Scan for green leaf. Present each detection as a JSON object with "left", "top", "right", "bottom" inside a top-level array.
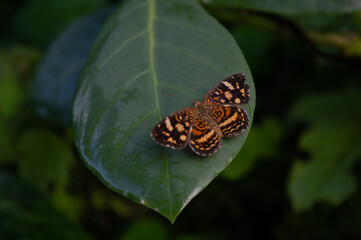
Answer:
[
  {"left": 17, "top": 129, "right": 75, "bottom": 189},
  {"left": 177, "top": 235, "right": 203, "bottom": 240},
  {"left": 51, "top": 188, "right": 84, "bottom": 222},
  {"left": 291, "top": 88, "right": 361, "bottom": 123},
  {"left": 0, "top": 119, "right": 16, "bottom": 164},
  {"left": 201, "top": 0, "right": 361, "bottom": 15},
  {"left": 32, "top": 8, "right": 113, "bottom": 125},
  {"left": 0, "top": 74, "right": 23, "bottom": 119},
  {"left": 221, "top": 117, "right": 282, "bottom": 180},
  {"left": 0, "top": 171, "right": 91, "bottom": 240},
  {"left": 0, "top": 46, "right": 42, "bottom": 81},
  {"left": 288, "top": 122, "right": 361, "bottom": 210},
  {"left": 73, "top": 0, "right": 255, "bottom": 222},
  {"left": 14, "top": 0, "right": 104, "bottom": 45},
  {"left": 288, "top": 89, "right": 361, "bottom": 210},
  {"left": 0, "top": 55, "right": 24, "bottom": 163},
  {"left": 119, "top": 219, "right": 167, "bottom": 240}
]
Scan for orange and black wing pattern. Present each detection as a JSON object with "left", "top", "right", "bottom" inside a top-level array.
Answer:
[
  {"left": 151, "top": 73, "right": 251, "bottom": 156},
  {"left": 151, "top": 108, "right": 195, "bottom": 149},
  {"left": 189, "top": 117, "right": 222, "bottom": 156},
  {"left": 206, "top": 106, "right": 248, "bottom": 138},
  {"left": 203, "top": 73, "right": 250, "bottom": 105}
]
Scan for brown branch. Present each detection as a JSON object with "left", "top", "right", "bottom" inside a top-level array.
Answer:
[{"left": 204, "top": 5, "right": 347, "bottom": 61}]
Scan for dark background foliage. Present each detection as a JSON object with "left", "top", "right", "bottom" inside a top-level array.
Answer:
[{"left": 1, "top": 0, "right": 361, "bottom": 239}]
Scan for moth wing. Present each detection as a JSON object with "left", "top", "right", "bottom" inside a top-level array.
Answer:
[{"left": 151, "top": 108, "right": 195, "bottom": 149}]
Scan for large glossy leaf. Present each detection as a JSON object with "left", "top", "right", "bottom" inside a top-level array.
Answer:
[
  {"left": 73, "top": 0, "right": 255, "bottom": 222},
  {"left": 201, "top": 0, "right": 361, "bottom": 15}
]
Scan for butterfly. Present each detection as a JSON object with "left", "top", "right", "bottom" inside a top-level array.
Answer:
[{"left": 151, "top": 73, "right": 250, "bottom": 156}]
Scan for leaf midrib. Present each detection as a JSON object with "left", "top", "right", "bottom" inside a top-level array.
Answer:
[{"left": 147, "top": 0, "right": 173, "bottom": 218}]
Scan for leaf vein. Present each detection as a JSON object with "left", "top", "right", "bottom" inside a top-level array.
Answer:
[
  {"left": 92, "top": 69, "right": 151, "bottom": 141},
  {"left": 111, "top": 109, "right": 159, "bottom": 176},
  {"left": 98, "top": 29, "right": 147, "bottom": 69},
  {"left": 159, "top": 42, "right": 226, "bottom": 75},
  {"left": 147, "top": 0, "right": 173, "bottom": 218},
  {"left": 156, "top": 17, "right": 224, "bottom": 40},
  {"left": 117, "top": 1, "right": 147, "bottom": 22}
]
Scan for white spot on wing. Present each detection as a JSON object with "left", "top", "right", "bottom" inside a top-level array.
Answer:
[
  {"left": 165, "top": 117, "right": 174, "bottom": 131},
  {"left": 222, "top": 81, "right": 235, "bottom": 90}
]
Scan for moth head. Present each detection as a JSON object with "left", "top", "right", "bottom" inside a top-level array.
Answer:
[{"left": 192, "top": 100, "right": 201, "bottom": 108}]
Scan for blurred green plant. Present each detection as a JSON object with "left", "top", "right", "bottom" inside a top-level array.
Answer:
[
  {"left": 119, "top": 219, "right": 168, "bottom": 240},
  {"left": 118, "top": 218, "right": 204, "bottom": 240},
  {"left": 14, "top": 0, "right": 104, "bottom": 45},
  {"left": 203, "top": 0, "right": 361, "bottom": 58},
  {"left": 288, "top": 88, "right": 361, "bottom": 210},
  {"left": 201, "top": 0, "right": 361, "bottom": 15},
  {"left": 0, "top": 74, "right": 23, "bottom": 119},
  {"left": 0, "top": 74, "right": 22, "bottom": 163},
  {"left": 0, "top": 172, "right": 91, "bottom": 240},
  {"left": 221, "top": 118, "right": 283, "bottom": 180},
  {"left": 32, "top": 7, "right": 113, "bottom": 125},
  {"left": 17, "top": 128, "right": 75, "bottom": 189},
  {"left": 1, "top": 0, "right": 361, "bottom": 238},
  {"left": 0, "top": 46, "right": 41, "bottom": 164}
]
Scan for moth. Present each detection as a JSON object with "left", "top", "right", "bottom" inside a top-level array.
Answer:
[{"left": 151, "top": 73, "right": 250, "bottom": 156}]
